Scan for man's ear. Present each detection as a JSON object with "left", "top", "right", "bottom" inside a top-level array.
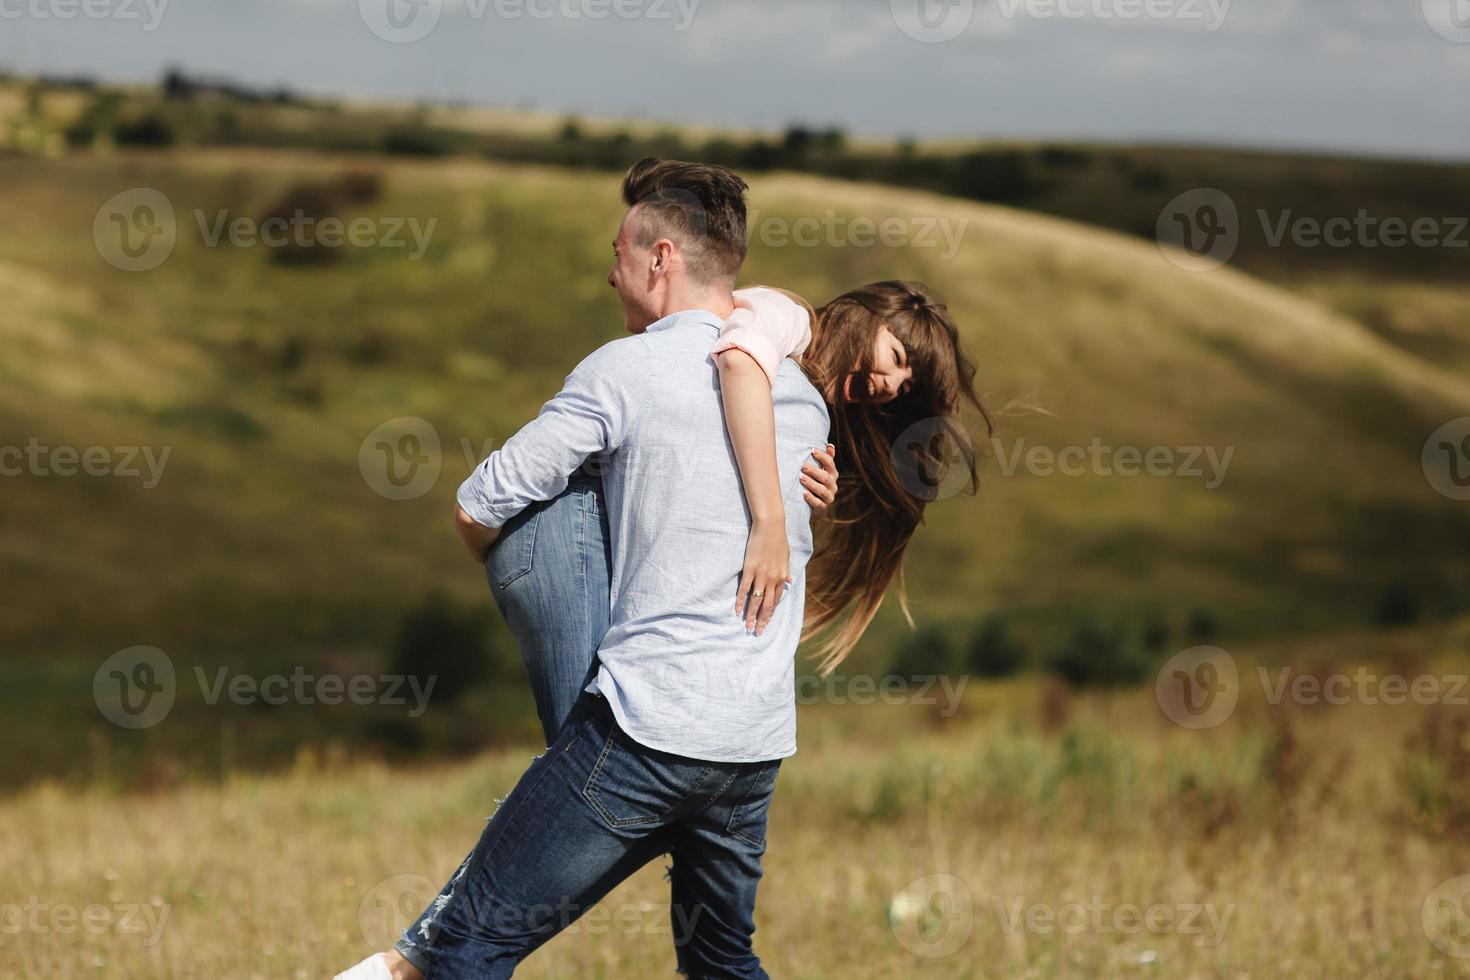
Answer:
[{"left": 651, "top": 239, "right": 676, "bottom": 273}]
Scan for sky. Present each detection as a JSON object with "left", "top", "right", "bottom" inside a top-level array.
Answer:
[{"left": 2, "top": 0, "right": 1468, "bottom": 159}]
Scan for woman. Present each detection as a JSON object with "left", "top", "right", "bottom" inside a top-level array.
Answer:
[
  {"left": 480, "top": 278, "right": 985, "bottom": 744},
  {"left": 359, "top": 280, "right": 988, "bottom": 980}
]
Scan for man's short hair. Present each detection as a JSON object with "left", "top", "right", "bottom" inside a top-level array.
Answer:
[{"left": 621, "top": 158, "right": 749, "bottom": 285}]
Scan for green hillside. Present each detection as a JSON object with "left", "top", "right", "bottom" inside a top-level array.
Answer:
[{"left": 3, "top": 149, "right": 1467, "bottom": 667}]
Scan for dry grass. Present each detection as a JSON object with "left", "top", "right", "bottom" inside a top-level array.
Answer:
[{"left": 7, "top": 655, "right": 1470, "bottom": 979}]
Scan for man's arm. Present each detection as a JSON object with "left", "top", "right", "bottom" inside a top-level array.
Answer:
[
  {"left": 455, "top": 342, "right": 644, "bottom": 560},
  {"left": 454, "top": 503, "right": 500, "bottom": 563}
]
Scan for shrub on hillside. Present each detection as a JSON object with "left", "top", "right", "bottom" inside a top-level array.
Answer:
[
  {"left": 1046, "top": 616, "right": 1153, "bottom": 688},
  {"left": 965, "top": 614, "right": 1027, "bottom": 679},
  {"left": 388, "top": 593, "right": 496, "bottom": 707},
  {"left": 113, "top": 112, "right": 175, "bottom": 147},
  {"left": 888, "top": 625, "right": 957, "bottom": 678}
]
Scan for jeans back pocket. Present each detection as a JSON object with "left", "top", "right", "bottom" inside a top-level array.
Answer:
[
  {"left": 485, "top": 507, "right": 540, "bottom": 590},
  {"left": 726, "top": 762, "right": 781, "bottom": 850},
  {"left": 583, "top": 718, "right": 733, "bottom": 830}
]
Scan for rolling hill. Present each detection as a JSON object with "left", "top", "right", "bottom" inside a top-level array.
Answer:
[{"left": 2, "top": 149, "right": 1467, "bottom": 667}]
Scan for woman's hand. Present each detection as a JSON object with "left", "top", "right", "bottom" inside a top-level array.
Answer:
[
  {"left": 737, "top": 518, "right": 791, "bottom": 636},
  {"left": 802, "top": 444, "right": 839, "bottom": 510}
]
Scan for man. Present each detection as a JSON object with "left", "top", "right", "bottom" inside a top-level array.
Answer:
[{"left": 353, "top": 159, "right": 830, "bottom": 979}]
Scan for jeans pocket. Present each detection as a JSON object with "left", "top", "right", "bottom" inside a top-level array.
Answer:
[
  {"left": 485, "top": 507, "right": 540, "bottom": 590},
  {"left": 583, "top": 723, "right": 722, "bottom": 830},
  {"left": 726, "top": 762, "right": 780, "bottom": 849}
]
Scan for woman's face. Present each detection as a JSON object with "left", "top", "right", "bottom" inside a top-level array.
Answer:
[{"left": 845, "top": 325, "right": 914, "bottom": 404}]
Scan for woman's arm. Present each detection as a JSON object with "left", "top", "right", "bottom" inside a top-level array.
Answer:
[
  {"left": 719, "top": 348, "right": 791, "bottom": 635},
  {"left": 716, "top": 287, "right": 838, "bottom": 635}
]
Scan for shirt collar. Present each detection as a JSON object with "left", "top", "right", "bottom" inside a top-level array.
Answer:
[{"left": 644, "top": 308, "right": 724, "bottom": 335}]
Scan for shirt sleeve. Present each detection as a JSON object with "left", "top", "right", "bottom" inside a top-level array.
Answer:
[
  {"left": 456, "top": 340, "right": 646, "bottom": 529},
  {"left": 713, "top": 287, "right": 813, "bottom": 387}
]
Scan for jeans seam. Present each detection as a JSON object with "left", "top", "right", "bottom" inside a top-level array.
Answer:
[{"left": 726, "top": 764, "right": 775, "bottom": 848}]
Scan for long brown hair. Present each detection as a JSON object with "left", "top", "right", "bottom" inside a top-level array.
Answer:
[{"left": 799, "top": 281, "right": 991, "bottom": 674}]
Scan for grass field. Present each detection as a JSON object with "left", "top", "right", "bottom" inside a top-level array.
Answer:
[
  {"left": 4, "top": 79, "right": 1470, "bottom": 979},
  {"left": 8, "top": 624, "right": 1470, "bottom": 978}
]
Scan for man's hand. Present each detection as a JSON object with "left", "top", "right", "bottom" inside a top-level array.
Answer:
[
  {"left": 737, "top": 518, "right": 790, "bottom": 636},
  {"left": 454, "top": 504, "right": 501, "bottom": 563},
  {"left": 801, "top": 444, "right": 839, "bottom": 510}
]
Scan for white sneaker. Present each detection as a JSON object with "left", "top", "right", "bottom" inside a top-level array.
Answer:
[{"left": 333, "top": 953, "right": 393, "bottom": 980}]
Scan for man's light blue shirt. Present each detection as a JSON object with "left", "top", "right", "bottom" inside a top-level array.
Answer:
[{"left": 457, "top": 309, "right": 831, "bottom": 762}]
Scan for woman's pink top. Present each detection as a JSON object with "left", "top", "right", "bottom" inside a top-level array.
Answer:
[{"left": 713, "top": 287, "right": 813, "bottom": 386}]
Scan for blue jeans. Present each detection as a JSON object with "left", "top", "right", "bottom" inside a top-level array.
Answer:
[
  {"left": 485, "top": 472, "right": 611, "bottom": 745},
  {"left": 397, "top": 694, "right": 779, "bottom": 979},
  {"left": 396, "top": 476, "right": 780, "bottom": 976}
]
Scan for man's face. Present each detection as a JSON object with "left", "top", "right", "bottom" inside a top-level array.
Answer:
[{"left": 608, "top": 207, "right": 661, "bottom": 335}]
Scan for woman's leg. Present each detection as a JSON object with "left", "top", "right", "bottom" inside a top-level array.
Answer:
[{"left": 486, "top": 472, "right": 612, "bottom": 744}]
